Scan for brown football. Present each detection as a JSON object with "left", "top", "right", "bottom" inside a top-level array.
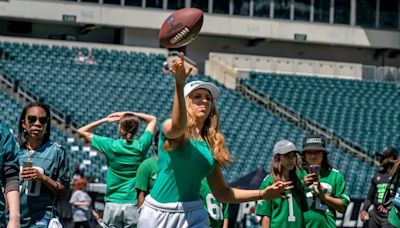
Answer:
[{"left": 159, "top": 8, "right": 204, "bottom": 48}]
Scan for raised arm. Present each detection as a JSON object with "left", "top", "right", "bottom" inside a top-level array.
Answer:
[
  {"left": 163, "top": 53, "right": 193, "bottom": 139},
  {"left": 77, "top": 116, "right": 117, "bottom": 143},
  {"left": 207, "top": 165, "right": 292, "bottom": 203},
  {"left": 108, "top": 112, "right": 157, "bottom": 134}
]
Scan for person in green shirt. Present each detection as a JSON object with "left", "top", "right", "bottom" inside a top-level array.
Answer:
[
  {"left": 200, "top": 178, "right": 229, "bottom": 228},
  {"left": 137, "top": 53, "right": 292, "bottom": 228},
  {"left": 0, "top": 122, "right": 20, "bottom": 227},
  {"left": 78, "top": 111, "right": 157, "bottom": 228},
  {"left": 383, "top": 158, "right": 400, "bottom": 227},
  {"left": 135, "top": 129, "right": 159, "bottom": 207},
  {"left": 18, "top": 102, "right": 70, "bottom": 227},
  {"left": 256, "top": 140, "right": 307, "bottom": 228},
  {"left": 298, "top": 134, "right": 350, "bottom": 228}
]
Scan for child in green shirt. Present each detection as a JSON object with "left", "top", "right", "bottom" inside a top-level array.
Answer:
[{"left": 256, "top": 140, "right": 307, "bottom": 228}]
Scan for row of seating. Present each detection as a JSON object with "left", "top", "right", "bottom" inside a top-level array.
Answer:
[
  {"left": 0, "top": 42, "right": 379, "bottom": 197},
  {"left": 241, "top": 73, "right": 400, "bottom": 155}
]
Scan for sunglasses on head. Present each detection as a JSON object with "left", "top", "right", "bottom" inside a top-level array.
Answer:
[{"left": 27, "top": 115, "right": 48, "bottom": 125}]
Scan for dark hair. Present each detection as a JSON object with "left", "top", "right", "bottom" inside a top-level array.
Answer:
[
  {"left": 302, "top": 150, "right": 332, "bottom": 169},
  {"left": 271, "top": 155, "right": 303, "bottom": 195},
  {"left": 18, "top": 102, "right": 51, "bottom": 148},
  {"left": 154, "top": 129, "right": 160, "bottom": 154},
  {"left": 119, "top": 113, "right": 139, "bottom": 143}
]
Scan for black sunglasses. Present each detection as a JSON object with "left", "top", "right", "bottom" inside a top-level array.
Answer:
[{"left": 27, "top": 115, "right": 48, "bottom": 125}]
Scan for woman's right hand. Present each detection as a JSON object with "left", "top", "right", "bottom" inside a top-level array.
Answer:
[
  {"left": 169, "top": 52, "right": 193, "bottom": 84},
  {"left": 260, "top": 181, "right": 293, "bottom": 200},
  {"left": 303, "top": 173, "right": 316, "bottom": 186}
]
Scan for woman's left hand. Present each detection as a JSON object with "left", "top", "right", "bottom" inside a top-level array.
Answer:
[{"left": 21, "top": 167, "right": 45, "bottom": 181}]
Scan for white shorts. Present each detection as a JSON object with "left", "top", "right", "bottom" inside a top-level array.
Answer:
[
  {"left": 137, "top": 195, "right": 209, "bottom": 228},
  {"left": 103, "top": 202, "right": 138, "bottom": 228}
]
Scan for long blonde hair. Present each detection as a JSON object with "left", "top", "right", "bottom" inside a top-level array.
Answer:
[{"left": 163, "top": 97, "right": 233, "bottom": 167}]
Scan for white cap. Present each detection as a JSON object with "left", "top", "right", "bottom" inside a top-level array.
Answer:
[{"left": 184, "top": 80, "right": 220, "bottom": 99}]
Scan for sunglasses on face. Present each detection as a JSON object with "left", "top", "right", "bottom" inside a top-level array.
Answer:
[{"left": 27, "top": 115, "right": 48, "bottom": 125}]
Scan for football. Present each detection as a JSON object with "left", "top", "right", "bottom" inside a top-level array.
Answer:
[{"left": 159, "top": 8, "right": 204, "bottom": 48}]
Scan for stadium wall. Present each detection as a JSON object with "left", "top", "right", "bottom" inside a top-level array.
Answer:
[{"left": 1, "top": 0, "right": 400, "bottom": 49}]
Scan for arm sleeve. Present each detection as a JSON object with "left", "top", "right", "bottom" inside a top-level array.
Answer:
[
  {"left": 334, "top": 172, "right": 350, "bottom": 209},
  {"left": 69, "top": 191, "right": 78, "bottom": 204},
  {"left": 137, "top": 131, "right": 153, "bottom": 156},
  {"left": 256, "top": 176, "right": 272, "bottom": 217},
  {"left": 135, "top": 161, "right": 150, "bottom": 192},
  {"left": 91, "top": 135, "right": 114, "bottom": 158},
  {"left": 1, "top": 127, "right": 20, "bottom": 194},
  {"left": 223, "top": 203, "right": 229, "bottom": 219},
  {"left": 56, "top": 147, "right": 71, "bottom": 189},
  {"left": 362, "top": 176, "right": 376, "bottom": 211}
]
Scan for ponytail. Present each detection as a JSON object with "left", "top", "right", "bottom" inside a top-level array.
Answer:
[{"left": 119, "top": 113, "right": 139, "bottom": 142}]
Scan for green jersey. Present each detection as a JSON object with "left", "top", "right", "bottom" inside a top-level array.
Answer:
[
  {"left": 0, "top": 124, "right": 19, "bottom": 225},
  {"left": 389, "top": 205, "right": 400, "bottom": 227},
  {"left": 389, "top": 172, "right": 400, "bottom": 227},
  {"left": 297, "top": 168, "right": 350, "bottom": 228},
  {"left": 92, "top": 131, "right": 152, "bottom": 204},
  {"left": 19, "top": 140, "right": 70, "bottom": 228},
  {"left": 135, "top": 156, "right": 158, "bottom": 193},
  {"left": 199, "top": 179, "right": 229, "bottom": 228},
  {"left": 256, "top": 174, "right": 307, "bottom": 228},
  {"left": 150, "top": 122, "right": 215, "bottom": 203}
]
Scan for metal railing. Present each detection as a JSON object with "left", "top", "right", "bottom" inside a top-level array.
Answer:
[{"left": 238, "top": 82, "right": 379, "bottom": 167}]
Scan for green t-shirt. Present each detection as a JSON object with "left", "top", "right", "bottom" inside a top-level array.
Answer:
[
  {"left": 92, "top": 131, "right": 152, "bottom": 204},
  {"left": 389, "top": 173, "right": 400, "bottom": 227},
  {"left": 199, "top": 178, "right": 229, "bottom": 228},
  {"left": 389, "top": 204, "right": 400, "bottom": 227},
  {"left": 19, "top": 140, "right": 70, "bottom": 227},
  {"left": 256, "top": 174, "right": 307, "bottom": 228},
  {"left": 0, "top": 124, "right": 19, "bottom": 225},
  {"left": 297, "top": 168, "right": 350, "bottom": 228},
  {"left": 135, "top": 156, "right": 158, "bottom": 193},
  {"left": 150, "top": 122, "right": 216, "bottom": 203}
]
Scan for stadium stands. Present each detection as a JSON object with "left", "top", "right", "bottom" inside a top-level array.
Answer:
[
  {"left": 241, "top": 72, "right": 400, "bottom": 155},
  {"left": 0, "top": 41, "right": 378, "bottom": 197}
]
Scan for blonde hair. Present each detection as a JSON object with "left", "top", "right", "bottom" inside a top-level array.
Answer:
[{"left": 163, "top": 97, "right": 233, "bottom": 167}]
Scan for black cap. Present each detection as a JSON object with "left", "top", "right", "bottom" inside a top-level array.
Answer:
[
  {"left": 302, "top": 134, "right": 326, "bottom": 153},
  {"left": 377, "top": 146, "right": 398, "bottom": 159}
]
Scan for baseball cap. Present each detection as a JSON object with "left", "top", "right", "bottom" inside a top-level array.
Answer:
[
  {"left": 184, "top": 80, "right": 220, "bottom": 99},
  {"left": 273, "top": 140, "right": 299, "bottom": 155},
  {"left": 377, "top": 146, "right": 398, "bottom": 159},
  {"left": 302, "top": 134, "right": 326, "bottom": 153}
]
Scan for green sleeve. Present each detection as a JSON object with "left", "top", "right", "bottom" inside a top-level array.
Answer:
[
  {"left": 91, "top": 135, "right": 114, "bottom": 158},
  {"left": 137, "top": 131, "right": 153, "bottom": 155},
  {"left": 256, "top": 175, "right": 273, "bottom": 217},
  {"left": 56, "top": 146, "right": 71, "bottom": 189},
  {"left": 334, "top": 172, "right": 350, "bottom": 208},
  {"left": 223, "top": 204, "right": 229, "bottom": 219},
  {"left": 135, "top": 160, "right": 150, "bottom": 192},
  {"left": 1, "top": 126, "right": 20, "bottom": 191},
  {"left": 1, "top": 126, "right": 19, "bottom": 168}
]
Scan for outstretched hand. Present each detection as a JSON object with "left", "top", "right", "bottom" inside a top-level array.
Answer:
[
  {"left": 169, "top": 52, "right": 193, "bottom": 83},
  {"left": 260, "top": 181, "right": 293, "bottom": 200}
]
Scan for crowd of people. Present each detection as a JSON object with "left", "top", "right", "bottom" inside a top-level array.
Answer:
[{"left": 0, "top": 52, "right": 399, "bottom": 228}]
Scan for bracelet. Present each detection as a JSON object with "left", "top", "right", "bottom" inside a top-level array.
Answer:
[{"left": 258, "top": 190, "right": 262, "bottom": 199}]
